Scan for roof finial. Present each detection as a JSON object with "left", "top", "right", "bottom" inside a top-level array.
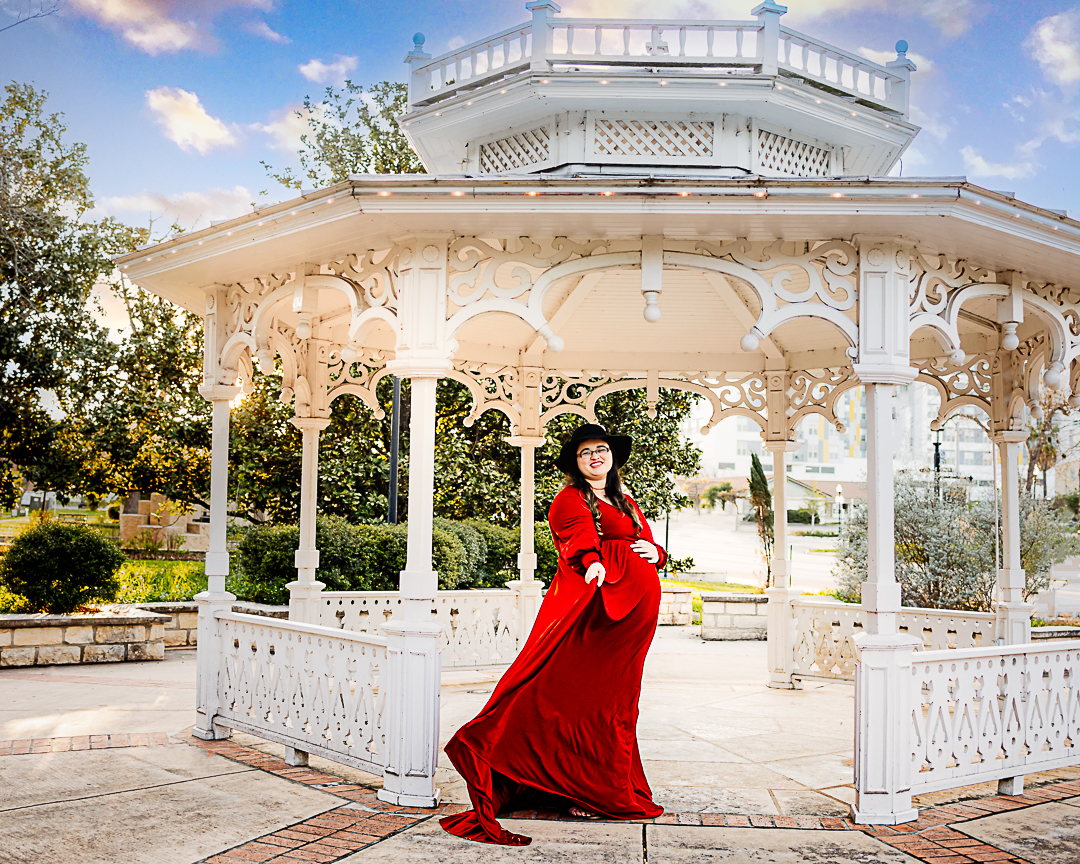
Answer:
[{"left": 405, "top": 32, "right": 430, "bottom": 63}]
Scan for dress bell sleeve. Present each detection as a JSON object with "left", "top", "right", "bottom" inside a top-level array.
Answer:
[
  {"left": 548, "top": 489, "right": 602, "bottom": 575},
  {"left": 631, "top": 499, "right": 668, "bottom": 570}
]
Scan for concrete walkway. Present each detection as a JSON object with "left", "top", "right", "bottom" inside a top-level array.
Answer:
[{"left": 2, "top": 628, "right": 1079, "bottom": 863}]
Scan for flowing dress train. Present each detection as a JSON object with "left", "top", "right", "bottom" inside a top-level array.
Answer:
[{"left": 440, "top": 486, "right": 667, "bottom": 845}]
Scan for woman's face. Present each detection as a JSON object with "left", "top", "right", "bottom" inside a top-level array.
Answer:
[{"left": 576, "top": 438, "right": 613, "bottom": 484}]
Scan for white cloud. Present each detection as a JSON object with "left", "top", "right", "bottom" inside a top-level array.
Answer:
[
  {"left": 70, "top": 0, "right": 200, "bottom": 53},
  {"left": 960, "top": 146, "right": 1036, "bottom": 180},
  {"left": 146, "top": 86, "right": 238, "bottom": 154},
  {"left": 1025, "top": 8, "right": 1080, "bottom": 87},
  {"left": 255, "top": 103, "right": 327, "bottom": 152},
  {"left": 298, "top": 54, "right": 358, "bottom": 85},
  {"left": 918, "top": 0, "right": 979, "bottom": 39},
  {"left": 101, "top": 185, "right": 253, "bottom": 231},
  {"left": 447, "top": 35, "right": 465, "bottom": 50},
  {"left": 560, "top": 0, "right": 978, "bottom": 36},
  {"left": 244, "top": 18, "right": 289, "bottom": 43},
  {"left": 69, "top": 0, "right": 275, "bottom": 54}
]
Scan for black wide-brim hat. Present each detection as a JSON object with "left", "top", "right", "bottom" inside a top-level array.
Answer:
[{"left": 554, "top": 423, "right": 632, "bottom": 475}]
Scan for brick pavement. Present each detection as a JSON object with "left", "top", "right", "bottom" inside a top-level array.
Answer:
[{"left": 4, "top": 730, "right": 1078, "bottom": 864}]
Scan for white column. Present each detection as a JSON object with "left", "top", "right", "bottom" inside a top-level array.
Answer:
[
  {"left": 378, "top": 374, "right": 442, "bottom": 807},
  {"left": 852, "top": 382, "right": 920, "bottom": 825},
  {"left": 506, "top": 437, "right": 545, "bottom": 647},
  {"left": 287, "top": 418, "right": 330, "bottom": 625},
  {"left": 994, "top": 430, "right": 1031, "bottom": 646},
  {"left": 193, "top": 386, "right": 239, "bottom": 742},
  {"left": 765, "top": 441, "right": 798, "bottom": 689}
]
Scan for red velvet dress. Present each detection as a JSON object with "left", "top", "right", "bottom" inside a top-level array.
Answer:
[{"left": 440, "top": 486, "right": 667, "bottom": 845}]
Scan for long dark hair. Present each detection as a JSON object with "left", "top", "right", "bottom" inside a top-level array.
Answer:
[{"left": 563, "top": 459, "right": 642, "bottom": 537}]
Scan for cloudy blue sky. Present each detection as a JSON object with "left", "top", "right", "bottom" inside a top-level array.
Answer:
[{"left": 2, "top": 0, "right": 1080, "bottom": 233}]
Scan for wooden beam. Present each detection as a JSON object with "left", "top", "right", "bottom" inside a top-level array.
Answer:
[
  {"left": 523, "top": 271, "right": 604, "bottom": 362},
  {"left": 702, "top": 271, "right": 784, "bottom": 361}
]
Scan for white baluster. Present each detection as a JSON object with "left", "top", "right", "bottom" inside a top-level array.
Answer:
[
  {"left": 623, "top": 25, "right": 630, "bottom": 55},
  {"left": 566, "top": 24, "right": 574, "bottom": 54},
  {"left": 735, "top": 27, "right": 744, "bottom": 57},
  {"left": 679, "top": 26, "right": 686, "bottom": 56},
  {"left": 706, "top": 26, "right": 714, "bottom": 57},
  {"left": 594, "top": 24, "right": 602, "bottom": 55}
]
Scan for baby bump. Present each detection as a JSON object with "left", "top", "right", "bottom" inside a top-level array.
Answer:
[{"left": 599, "top": 539, "right": 661, "bottom": 621}]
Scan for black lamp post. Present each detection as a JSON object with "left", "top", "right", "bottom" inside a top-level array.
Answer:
[{"left": 388, "top": 376, "right": 401, "bottom": 524}]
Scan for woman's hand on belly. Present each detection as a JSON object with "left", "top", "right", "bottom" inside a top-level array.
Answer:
[
  {"left": 585, "top": 561, "right": 606, "bottom": 587},
  {"left": 630, "top": 540, "right": 660, "bottom": 564}
]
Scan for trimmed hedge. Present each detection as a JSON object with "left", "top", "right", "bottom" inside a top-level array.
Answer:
[
  {"left": 465, "top": 519, "right": 519, "bottom": 588},
  {"left": 0, "top": 522, "right": 125, "bottom": 614},
  {"left": 234, "top": 515, "right": 470, "bottom": 605}
]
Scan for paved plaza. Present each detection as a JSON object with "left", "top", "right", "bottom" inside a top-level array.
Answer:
[{"left": 2, "top": 628, "right": 1078, "bottom": 863}]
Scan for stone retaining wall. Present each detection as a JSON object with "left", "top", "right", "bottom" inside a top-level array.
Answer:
[
  {"left": 0, "top": 607, "right": 172, "bottom": 666},
  {"left": 658, "top": 585, "right": 693, "bottom": 625},
  {"left": 133, "top": 602, "right": 288, "bottom": 647},
  {"left": 701, "top": 592, "right": 768, "bottom": 640}
]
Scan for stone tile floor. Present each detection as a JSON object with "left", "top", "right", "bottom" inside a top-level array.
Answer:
[{"left": 1, "top": 626, "right": 1079, "bottom": 862}]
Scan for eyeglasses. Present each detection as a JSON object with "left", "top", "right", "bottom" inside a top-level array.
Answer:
[{"left": 577, "top": 446, "right": 611, "bottom": 460}]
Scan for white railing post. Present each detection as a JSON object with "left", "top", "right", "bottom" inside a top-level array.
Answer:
[
  {"left": 404, "top": 33, "right": 432, "bottom": 111},
  {"left": 506, "top": 435, "right": 545, "bottom": 648},
  {"left": 765, "top": 441, "right": 798, "bottom": 688},
  {"left": 852, "top": 382, "right": 920, "bottom": 825},
  {"left": 992, "top": 428, "right": 1032, "bottom": 795},
  {"left": 752, "top": 0, "right": 787, "bottom": 76},
  {"left": 193, "top": 387, "right": 239, "bottom": 741},
  {"left": 526, "top": 0, "right": 559, "bottom": 72},
  {"left": 288, "top": 418, "right": 330, "bottom": 626},
  {"left": 885, "top": 40, "right": 917, "bottom": 119},
  {"left": 379, "top": 373, "right": 443, "bottom": 807},
  {"left": 994, "top": 430, "right": 1032, "bottom": 648}
]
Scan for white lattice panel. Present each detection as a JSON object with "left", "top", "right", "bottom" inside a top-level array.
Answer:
[
  {"left": 911, "top": 642, "right": 1080, "bottom": 794},
  {"left": 757, "top": 129, "right": 832, "bottom": 177},
  {"left": 317, "top": 590, "right": 521, "bottom": 669},
  {"left": 479, "top": 127, "right": 550, "bottom": 173},
  {"left": 216, "top": 612, "right": 387, "bottom": 775},
  {"left": 592, "top": 119, "right": 714, "bottom": 159},
  {"left": 791, "top": 600, "right": 995, "bottom": 682}
]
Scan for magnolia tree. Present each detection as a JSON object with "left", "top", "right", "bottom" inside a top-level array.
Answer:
[{"left": 833, "top": 470, "right": 1079, "bottom": 610}]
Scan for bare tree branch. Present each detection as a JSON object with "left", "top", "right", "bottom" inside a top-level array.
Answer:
[{"left": 0, "top": 1, "right": 62, "bottom": 36}]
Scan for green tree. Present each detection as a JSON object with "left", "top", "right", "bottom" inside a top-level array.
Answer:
[
  {"left": 261, "top": 81, "right": 424, "bottom": 191},
  {"left": 0, "top": 82, "right": 141, "bottom": 498},
  {"left": 749, "top": 453, "right": 774, "bottom": 585},
  {"left": 702, "top": 481, "right": 735, "bottom": 511}
]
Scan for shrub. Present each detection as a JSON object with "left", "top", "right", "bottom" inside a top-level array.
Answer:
[
  {"left": 107, "top": 505, "right": 121, "bottom": 521},
  {"left": 833, "top": 471, "right": 1080, "bottom": 610},
  {"left": 465, "top": 519, "right": 519, "bottom": 587},
  {"left": 534, "top": 521, "right": 559, "bottom": 583},
  {"left": 233, "top": 516, "right": 467, "bottom": 604},
  {"left": 0, "top": 523, "right": 125, "bottom": 613},
  {"left": 434, "top": 518, "right": 487, "bottom": 588},
  {"left": 787, "top": 508, "right": 817, "bottom": 524}
]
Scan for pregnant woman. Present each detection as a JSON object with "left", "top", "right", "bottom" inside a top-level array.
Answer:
[{"left": 441, "top": 423, "right": 667, "bottom": 846}]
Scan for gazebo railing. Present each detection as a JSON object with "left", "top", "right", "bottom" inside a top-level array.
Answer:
[
  {"left": 789, "top": 598, "right": 995, "bottom": 682},
  {"left": 408, "top": 12, "right": 906, "bottom": 115},
  {"left": 910, "top": 641, "right": 1080, "bottom": 795},
  {"left": 211, "top": 611, "right": 388, "bottom": 775},
  {"left": 315, "top": 589, "right": 522, "bottom": 669}
]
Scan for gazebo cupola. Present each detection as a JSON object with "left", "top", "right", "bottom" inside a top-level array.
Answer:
[{"left": 400, "top": 1, "right": 918, "bottom": 178}]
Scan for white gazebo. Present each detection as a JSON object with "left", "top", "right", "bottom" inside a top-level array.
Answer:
[{"left": 117, "top": 1, "right": 1080, "bottom": 825}]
